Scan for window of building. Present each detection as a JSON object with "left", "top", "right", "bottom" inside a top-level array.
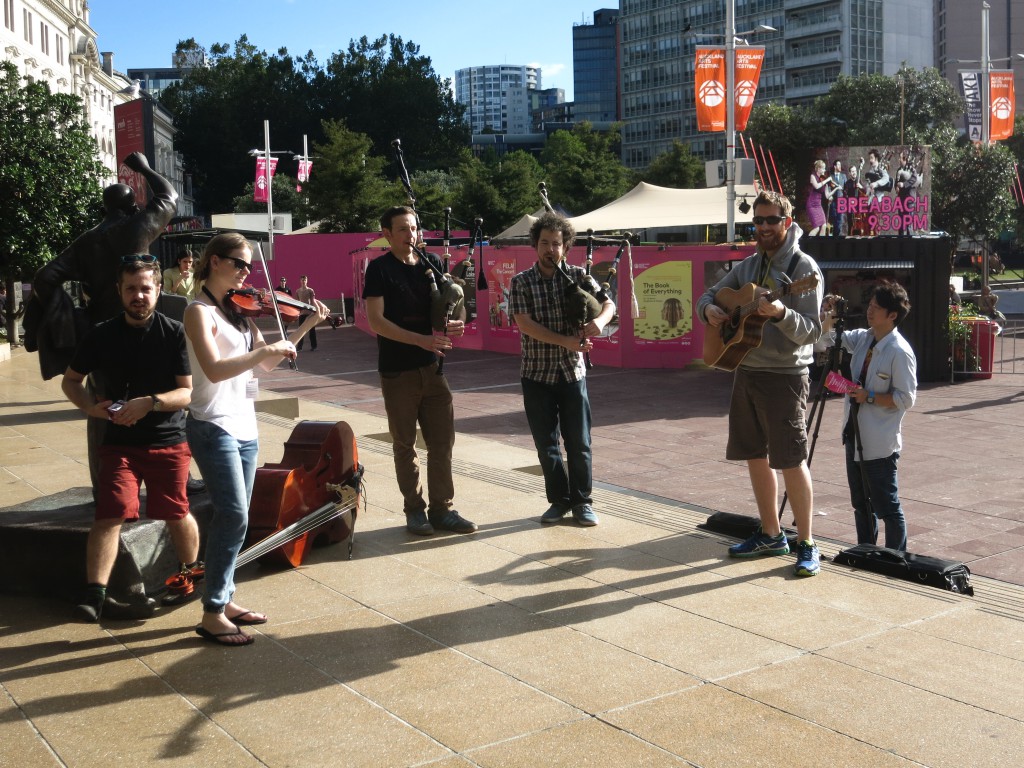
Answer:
[
  {"left": 4, "top": 0, "right": 14, "bottom": 32},
  {"left": 22, "top": 9, "right": 32, "bottom": 43}
]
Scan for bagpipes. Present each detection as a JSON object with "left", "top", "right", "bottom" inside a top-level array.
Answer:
[
  {"left": 392, "top": 139, "right": 466, "bottom": 373},
  {"left": 537, "top": 182, "right": 637, "bottom": 368},
  {"left": 448, "top": 213, "right": 488, "bottom": 321}
]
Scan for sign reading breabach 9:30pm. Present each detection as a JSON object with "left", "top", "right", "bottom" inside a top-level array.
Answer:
[{"left": 794, "top": 145, "right": 932, "bottom": 237}]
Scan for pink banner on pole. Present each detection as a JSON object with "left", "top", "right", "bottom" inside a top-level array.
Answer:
[{"left": 254, "top": 156, "right": 278, "bottom": 202}]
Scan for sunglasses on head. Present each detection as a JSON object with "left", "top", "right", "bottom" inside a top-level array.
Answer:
[
  {"left": 120, "top": 254, "right": 158, "bottom": 264},
  {"left": 221, "top": 255, "right": 252, "bottom": 272},
  {"left": 752, "top": 215, "right": 785, "bottom": 226}
]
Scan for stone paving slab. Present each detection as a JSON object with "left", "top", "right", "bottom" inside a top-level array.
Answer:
[{"left": 3, "top": 340, "right": 1024, "bottom": 766}]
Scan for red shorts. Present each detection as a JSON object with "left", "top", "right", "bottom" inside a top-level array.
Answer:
[{"left": 96, "top": 443, "right": 192, "bottom": 521}]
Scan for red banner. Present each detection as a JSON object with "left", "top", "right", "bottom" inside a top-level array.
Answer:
[
  {"left": 296, "top": 158, "right": 313, "bottom": 192},
  {"left": 990, "top": 71, "right": 1015, "bottom": 141},
  {"left": 734, "top": 48, "right": 765, "bottom": 131},
  {"left": 695, "top": 47, "right": 764, "bottom": 133},
  {"left": 254, "top": 156, "right": 278, "bottom": 202},
  {"left": 695, "top": 48, "right": 726, "bottom": 132}
]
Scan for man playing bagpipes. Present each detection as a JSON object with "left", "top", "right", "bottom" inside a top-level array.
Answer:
[{"left": 510, "top": 212, "right": 614, "bottom": 527}]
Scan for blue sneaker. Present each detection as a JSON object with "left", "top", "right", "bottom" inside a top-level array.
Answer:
[
  {"left": 794, "top": 540, "right": 820, "bottom": 577},
  {"left": 541, "top": 504, "right": 569, "bottom": 524},
  {"left": 572, "top": 504, "right": 599, "bottom": 527},
  {"left": 729, "top": 529, "right": 789, "bottom": 558}
]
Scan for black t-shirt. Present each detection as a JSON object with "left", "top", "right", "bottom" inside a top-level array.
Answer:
[
  {"left": 362, "top": 250, "right": 444, "bottom": 373},
  {"left": 69, "top": 312, "right": 190, "bottom": 447}
]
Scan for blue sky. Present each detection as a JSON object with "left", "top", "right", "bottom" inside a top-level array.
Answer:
[{"left": 88, "top": 0, "right": 610, "bottom": 101}]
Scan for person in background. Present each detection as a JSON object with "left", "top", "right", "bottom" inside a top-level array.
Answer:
[
  {"left": 295, "top": 275, "right": 319, "bottom": 352},
  {"left": 277, "top": 276, "right": 291, "bottom": 296},
  {"left": 697, "top": 190, "right": 825, "bottom": 577},
  {"left": 510, "top": 212, "right": 614, "bottom": 527},
  {"left": 163, "top": 249, "right": 198, "bottom": 301},
  {"left": 184, "top": 232, "right": 329, "bottom": 646}
]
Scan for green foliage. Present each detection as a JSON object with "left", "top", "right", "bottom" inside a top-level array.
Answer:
[
  {"left": 540, "top": 123, "right": 633, "bottom": 216},
  {"left": 638, "top": 140, "right": 704, "bottom": 188},
  {"left": 232, "top": 173, "right": 307, "bottom": 217},
  {"left": 0, "top": 61, "right": 106, "bottom": 284},
  {"left": 161, "top": 34, "right": 467, "bottom": 217},
  {"left": 303, "top": 120, "right": 400, "bottom": 233},
  {"left": 451, "top": 151, "right": 546, "bottom": 235}
]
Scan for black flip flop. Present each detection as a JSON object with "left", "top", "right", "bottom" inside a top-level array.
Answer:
[
  {"left": 226, "top": 610, "right": 268, "bottom": 626},
  {"left": 195, "top": 626, "right": 254, "bottom": 646}
]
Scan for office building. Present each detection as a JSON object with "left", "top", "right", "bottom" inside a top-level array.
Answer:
[
  {"left": 573, "top": 8, "right": 620, "bottom": 125},
  {"left": 455, "top": 64, "right": 541, "bottom": 134},
  {"left": 619, "top": 0, "right": 933, "bottom": 169}
]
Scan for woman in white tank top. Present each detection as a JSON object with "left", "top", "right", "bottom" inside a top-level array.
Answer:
[{"left": 184, "top": 232, "right": 328, "bottom": 646}]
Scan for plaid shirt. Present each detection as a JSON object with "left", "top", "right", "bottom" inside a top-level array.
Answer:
[{"left": 510, "top": 262, "right": 597, "bottom": 384}]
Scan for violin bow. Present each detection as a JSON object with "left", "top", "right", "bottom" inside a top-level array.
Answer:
[{"left": 255, "top": 242, "right": 297, "bottom": 371}]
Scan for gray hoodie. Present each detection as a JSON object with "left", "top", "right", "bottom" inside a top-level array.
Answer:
[{"left": 696, "top": 222, "right": 824, "bottom": 374}]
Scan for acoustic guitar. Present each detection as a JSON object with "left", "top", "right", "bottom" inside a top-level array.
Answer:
[{"left": 703, "top": 274, "right": 820, "bottom": 371}]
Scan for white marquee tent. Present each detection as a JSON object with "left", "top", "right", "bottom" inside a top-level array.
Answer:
[{"left": 492, "top": 182, "right": 760, "bottom": 242}]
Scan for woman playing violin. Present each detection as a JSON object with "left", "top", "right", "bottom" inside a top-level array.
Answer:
[{"left": 184, "top": 232, "right": 329, "bottom": 646}]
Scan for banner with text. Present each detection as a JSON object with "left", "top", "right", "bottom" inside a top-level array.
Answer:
[
  {"left": 254, "top": 156, "right": 278, "bottom": 202},
  {"left": 296, "top": 158, "right": 313, "bottom": 192},
  {"left": 695, "top": 47, "right": 764, "bottom": 132},
  {"left": 990, "top": 70, "right": 1016, "bottom": 141},
  {"left": 959, "top": 70, "right": 983, "bottom": 142}
]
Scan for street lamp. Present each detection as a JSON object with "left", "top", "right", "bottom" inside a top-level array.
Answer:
[
  {"left": 248, "top": 120, "right": 294, "bottom": 267},
  {"left": 724, "top": 7, "right": 775, "bottom": 244}
]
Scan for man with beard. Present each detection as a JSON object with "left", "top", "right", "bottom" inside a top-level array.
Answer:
[
  {"left": 510, "top": 212, "right": 614, "bottom": 527},
  {"left": 61, "top": 257, "right": 199, "bottom": 621},
  {"left": 697, "top": 191, "right": 825, "bottom": 576}
]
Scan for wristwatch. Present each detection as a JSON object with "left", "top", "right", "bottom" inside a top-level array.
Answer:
[
  {"left": 866, "top": 390, "right": 875, "bottom": 405},
  {"left": 151, "top": 394, "right": 162, "bottom": 412}
]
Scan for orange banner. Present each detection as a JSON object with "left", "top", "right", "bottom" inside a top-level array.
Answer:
[
  {"left": 990, "top": 71, "right": 1015, "bottom": 141},
  {"left": 695, "top": 47, "right": 764, "bottom": 133},
  {"left": 695, "top": 48, "right": 726, "bottom": 132},
  {"left": 734, "top": 48, "right": 765, "bottom": 131}
]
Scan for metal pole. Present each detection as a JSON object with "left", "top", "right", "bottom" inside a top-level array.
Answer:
[
  {"left": 264, "top": 120, "right": 274, "bottom": 264},
  {"left": 726, "top": 0, "right": 736, "bottom": 244},
  {"left": 982, "top": 1, "right": 991, "bottom": 291}
]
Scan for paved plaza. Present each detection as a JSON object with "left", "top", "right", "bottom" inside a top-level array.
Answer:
[{"left": 2, "top": 329, "right": 1023, "bottom": 767}]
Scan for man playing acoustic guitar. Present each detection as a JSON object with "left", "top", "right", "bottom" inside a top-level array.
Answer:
[{"left": 697, "top": 191, "right": 825, "bottom": 576}]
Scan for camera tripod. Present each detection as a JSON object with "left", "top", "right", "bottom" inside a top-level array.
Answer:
[{"left": 777, "top": 298, "right": 859, "bottom": 526}]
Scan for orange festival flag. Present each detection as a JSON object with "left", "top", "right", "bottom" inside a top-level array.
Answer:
[
  {"left": 695, "top": 47, "right": 726, "bottom": 132},
  {"left": 734, "top": 47, "right": 765, "bottom": 131},
  {"left": 990, "top": 71, "right": 1015, "bottom": 141}
]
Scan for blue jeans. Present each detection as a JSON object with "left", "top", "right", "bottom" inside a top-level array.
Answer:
[
  {"left": 186, "top": 417, "right": 259, "bottom": 613},
  {"left": 845, "top": 441, "right": 907, "bottom": 551},
  {"left": 521, "top": 376, "right": 593, "bottom": 509}
]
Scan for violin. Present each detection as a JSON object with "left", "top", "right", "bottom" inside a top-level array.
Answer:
[
  {"left": 226, "top": 285, "right": 344, "bottom": 327},
  {"left": 239, "top": 420, "right": 362, "bottom": 568}
]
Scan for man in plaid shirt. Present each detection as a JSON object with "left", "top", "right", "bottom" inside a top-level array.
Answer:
[{"left": 510, "top": 213, "right": 614, "bottom": 526}]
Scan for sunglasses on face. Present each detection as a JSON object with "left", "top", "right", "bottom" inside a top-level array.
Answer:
[
  {"left": 120, "top": 254, "right": 158, "bottom": 264},
  {"left": 752, "top": 216, "right": 785, "bottom": 226},
  {"left": 222, "top": 255, "right": 252, "bottom": 272}
]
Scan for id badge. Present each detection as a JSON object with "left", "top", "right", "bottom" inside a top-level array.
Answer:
[{"left": 246, "top": 378, "right": 259, "bottom": 399}]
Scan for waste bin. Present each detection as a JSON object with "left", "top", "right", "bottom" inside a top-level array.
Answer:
[{"left": 966, "top": 318, "right": 998, "bottom": 379}]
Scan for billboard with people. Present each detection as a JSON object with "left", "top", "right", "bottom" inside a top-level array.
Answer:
[{"left": 795, "top": 145, "right": 932, "bottom": 237}]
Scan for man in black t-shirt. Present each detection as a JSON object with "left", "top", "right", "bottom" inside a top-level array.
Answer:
[
  {"left": 61, "top": 258, "right": 199, "bottom": 622},
  {"left": 362, "top": 205, "right": 476, "bottom": 536}
]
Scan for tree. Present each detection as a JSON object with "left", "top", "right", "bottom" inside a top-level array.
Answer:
[
  {"left": 232, "top": 173, "right": 306, "bottom": 219},
  {"left": 639, "top": 140, "right": 704, "bottom": 188},
  {"left": 540, "top": 123, "right": 633, "bottom": 216},
  {"left": 320, "top": 35, "right": 468, "bottom": 175},
  {"left": 303, "top": 120, "right": 399, "bottom": 233},
  {"left": 160, "top": 36, "right": 320, "bottom": 214},
  {"left": 930, "top": 124, "right": 1016, "bottom": 245},
  {"left": 451, "top": 150, "right": 546, "bottom": 236},
  {"left": 0, "top": 61, "right": 107, "bottom": 340}
]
